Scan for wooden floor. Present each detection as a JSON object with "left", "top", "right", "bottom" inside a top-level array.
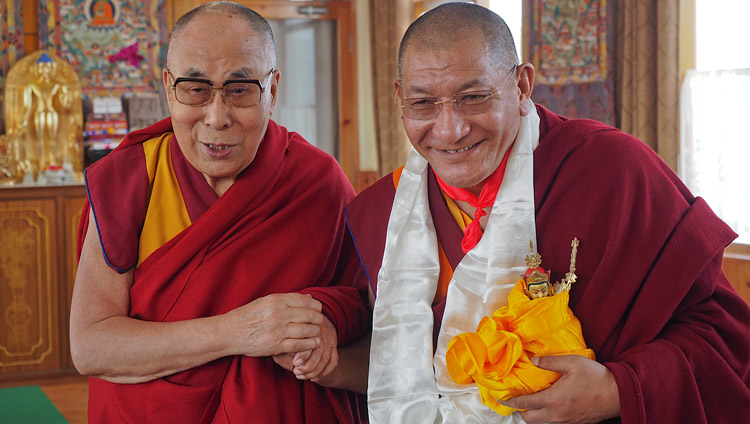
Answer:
[{"left": 0, "top": 374, "right": 88, "bottom": 423}]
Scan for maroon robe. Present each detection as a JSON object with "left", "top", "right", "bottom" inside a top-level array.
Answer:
[
  {"left": 79, "top": 118, "right": 368, "bottom": 423},
  {"left": 346, "top": 105, "right": 750, "bottom": 423}
]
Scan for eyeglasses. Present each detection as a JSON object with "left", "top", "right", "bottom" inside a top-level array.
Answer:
[
  {"left": 395, "top": 65, "right": 518, "bottom": 120},
  {"left": 167, "top": 68, "right": 275, "bottom": 108}
]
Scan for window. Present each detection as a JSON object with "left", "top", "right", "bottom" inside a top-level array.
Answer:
[
  {"left": 489, "top": 0, "right": 523, "bottom": 61},
  {"left": 680, "top": 0, "right": 750, "bottom": 244}
]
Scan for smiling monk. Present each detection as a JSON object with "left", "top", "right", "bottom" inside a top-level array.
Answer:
[
  {"left": 70, "top": 2, "right": 368, "bottom": 422},
  {"left": 341, "top": 3, "right": 750, "bottom": 423}
]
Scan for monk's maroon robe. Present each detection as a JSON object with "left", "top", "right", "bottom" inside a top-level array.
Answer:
[
  {"left": 79, "top": 118, "right": 368, "bottom": 423},
  {"left": 346, "top": 105, "right": 750, "bottom": 423}
]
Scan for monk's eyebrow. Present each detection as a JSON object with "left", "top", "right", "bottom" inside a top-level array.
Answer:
[
  {"left": 405, "top": 79, "right": 485, "bottom": 97},
  {"left": 182, "top": 68, "right": 208, "bottom": 78},
  {"left": 457, "top": 79, "right": 485, "bottom": 92},
  {"left": 181, "top": 68, "right": 253, "bottom": 80}
]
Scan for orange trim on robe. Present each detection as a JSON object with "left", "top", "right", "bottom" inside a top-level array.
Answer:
[{"left": 392, "top": 165, "right": 473, "bottom": 304}]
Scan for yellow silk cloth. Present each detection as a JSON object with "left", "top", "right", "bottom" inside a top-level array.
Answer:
[
  {"left": 138, "top": 133, "right": 192, "bottom": 267},
  {"left": 446, "top": 278, "right": 596, "bottom": 415}
]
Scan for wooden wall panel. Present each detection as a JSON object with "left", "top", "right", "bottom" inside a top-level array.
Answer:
[
  {"left": 0, "top": 185, "right": 85, "bottom": 381},
  {"left": 0, "top": 198, "right": 60, "bottom": 374}
]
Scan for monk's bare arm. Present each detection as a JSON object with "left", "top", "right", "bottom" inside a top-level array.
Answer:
[{"left": 70, "top": 209, "right": 325, "bottom": 384}]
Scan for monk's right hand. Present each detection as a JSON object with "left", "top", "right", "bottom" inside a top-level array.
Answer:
[{"left": 223, "top": 293, "right": 324, "bottom": 357}]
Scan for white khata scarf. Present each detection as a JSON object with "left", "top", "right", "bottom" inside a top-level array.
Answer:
[{"left": 368, "top": 101, "right": 540, "bottom": 423}]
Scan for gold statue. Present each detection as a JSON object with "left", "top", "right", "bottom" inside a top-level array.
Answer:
[
  {"left": 523, "top": 240, "right": 555, "bottom": 299},
  {"left": 523, "top": 238, "right": 580, "bottom": 300},
  {"left": 3, "top": 50, "right": 83, "bottom": 183}
]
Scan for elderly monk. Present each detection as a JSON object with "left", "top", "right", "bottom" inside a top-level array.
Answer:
[
  {"left": 343, "top": 3, "right": 750, "bottom": 423},
  {"left": 70, "top": 2, "right": 367, "bottom": 422}
]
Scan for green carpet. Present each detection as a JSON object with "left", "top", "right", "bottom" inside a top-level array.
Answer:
[{"left": 0, "top": 385, "right": 67, "bottom": 423}]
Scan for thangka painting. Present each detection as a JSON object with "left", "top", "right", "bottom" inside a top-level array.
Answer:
[
  {"left": 38, "top": 0, "right": 168, "bottom": 97},
  {"left": 527, "top": 0, "right": 616, "bottom": 126},
  {"left": 1, "top": 0, "right": 25, "bottom": 133},
  {"left": 530, "top": 0, "right": 607, "bottom": 84}
]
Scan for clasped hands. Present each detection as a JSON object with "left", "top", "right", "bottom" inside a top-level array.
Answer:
[{"left": 229, "top": 292, "right": 337, "bottom": 382}]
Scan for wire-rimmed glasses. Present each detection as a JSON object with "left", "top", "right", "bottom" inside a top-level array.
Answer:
[
  {"left": 395, "top": 65, "right": 518, "bottom": 120},
  {"left": 167, "top": 68, "right": 275, "bottom": 108}
]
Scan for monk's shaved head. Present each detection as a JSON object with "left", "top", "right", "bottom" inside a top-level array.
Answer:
[
  {"left": 398, "top": 2, "right": 518, "bottom": 79},
  {"left": 167, "top": 1, "right": 275, "bottom": 69}
]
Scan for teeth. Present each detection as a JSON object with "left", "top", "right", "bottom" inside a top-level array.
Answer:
[
  {"left": 446, "top": 144, "right": 474, "bottom": 153},
  {"left": 207, "top": 144, "right": 228, "bottom": 151}
]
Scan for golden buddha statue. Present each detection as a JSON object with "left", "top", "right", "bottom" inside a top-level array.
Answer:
[{"left": 3, "top": 50, "right": 83, "bottom": 183}]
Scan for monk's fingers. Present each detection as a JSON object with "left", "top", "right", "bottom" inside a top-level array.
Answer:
[
  {"left": 270, "top": 305, "right": 325, "bottom": 326},
  {"left": 296, "top": 345, "right": 337, "bottom": 381},
  {"left": 308, "top": 344, "right": 331, "bottom": 375},
  {"left": 501, "top": 390, "right": 549, "bottom": 411},
  {"left": 311, "top": 347, "right": 339, "bottom": 382},
  {"left": 497, "top": 394, "right": 554, "bottom": 424},
  {"left": 271, "top": 293, "right": 323, "bottom": 312},
  {"left": 294, "top": 347, "right": 324, "bottom": 379},
  {"left": 517, "top": 409, "right": 555, "bottom": 424},
  {"left": 276, "top": 334, "right": 321, "bottom": 354},
  {"left": 533, "top": 353, "right": 582, "bottom": 373},
  {"left": 293, "top": 350, "right": 312, "bottom": 367},
  {"left": 259, "top": 323, "right": 322, "bottom": 355},
  {"left": 271, "top": 353, "right": 295, "bottom": 372},
  {"left": 281, "top": 322, "right": 322, "bottom": 340}
]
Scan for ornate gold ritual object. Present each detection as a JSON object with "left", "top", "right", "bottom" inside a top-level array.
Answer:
[
  {"left": 523, "top": 238, "right": 580, "bottom": 300},
  {"left": 554, "top": 237, "right": 579, "bottom": 293},
  {"left": 3, "top": 50, "right": 83, "bottom": 183}
]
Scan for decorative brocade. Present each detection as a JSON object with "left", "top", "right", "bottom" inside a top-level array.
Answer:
[{"left": 446, "top": 278, "right": 595, "bottom": 415}]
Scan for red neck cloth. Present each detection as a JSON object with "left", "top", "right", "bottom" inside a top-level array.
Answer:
[{"left": 435, "top": 147, "right": 512, "bottom": 253}]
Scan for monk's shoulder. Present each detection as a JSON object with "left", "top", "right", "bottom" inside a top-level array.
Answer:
[{"left": 347, "top": 171, "right": 397, "bottom": 218}]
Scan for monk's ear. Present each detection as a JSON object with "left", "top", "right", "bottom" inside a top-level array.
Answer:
[
  {"left": 394, "top": 80, "right": 405, "bottom": 120},
  {"left": 268, "top": 69, "right": 280, "bottom": 114},
  {"left": 162, "top": 69, "right": 173, "bottom": 109},
  {"left": 516, "top": 63, "right": 535, "bottom": 116}
]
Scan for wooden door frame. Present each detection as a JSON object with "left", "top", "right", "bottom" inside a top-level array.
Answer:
[{"left": 166, "top": 0, "right": 360, "bottom": 186}]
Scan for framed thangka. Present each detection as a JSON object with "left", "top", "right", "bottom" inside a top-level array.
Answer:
[
  {"left": 526, "top": 0, "right": 616, "bottom": 126},
  {"left": 531, "top": 0, "right": 607, "bottom": 84},
  {"left": 38, "top": 0, "right": 168, "bottom": 97}
]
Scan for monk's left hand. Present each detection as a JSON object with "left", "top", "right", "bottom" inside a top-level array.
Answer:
[
  {"left": 273, "top": 315, "right": 338, "bottom": 382},
  {"left": 498, "top": 355, "right": 620, "bottom": 424}
]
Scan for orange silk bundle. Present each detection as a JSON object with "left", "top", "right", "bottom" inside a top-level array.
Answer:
[{"left": 445, "top": 278, "right": 595, "bottom": 415}]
